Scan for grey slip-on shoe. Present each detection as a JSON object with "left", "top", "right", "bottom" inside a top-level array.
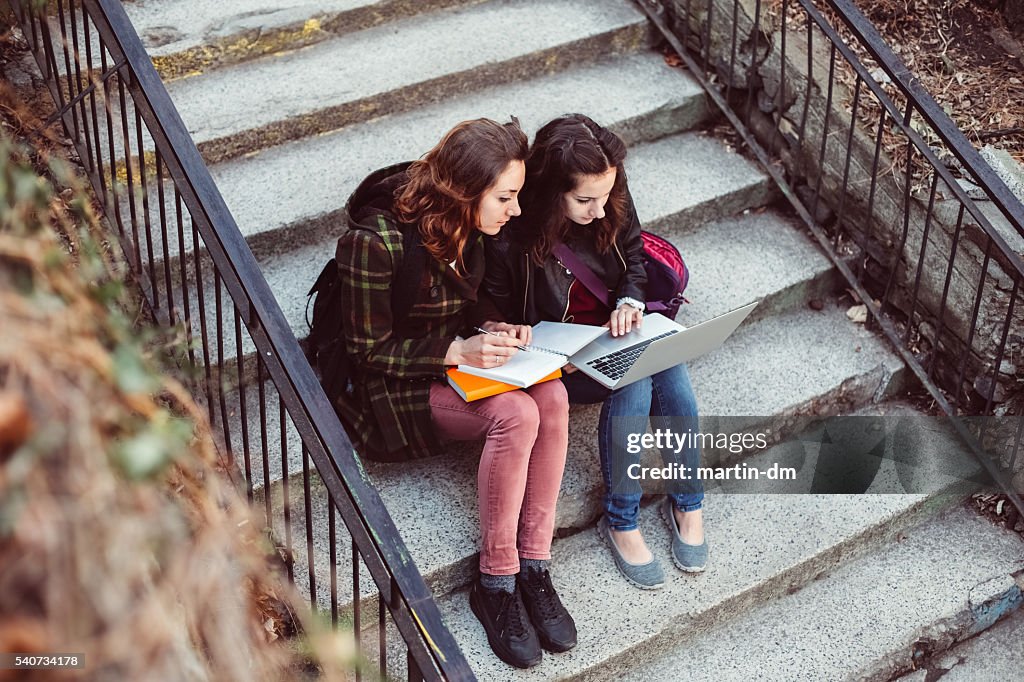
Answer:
[
  {"left": 596, "top": 516, "right": 665, "bottom": 590},
  {"left": 662, "top": 498, "right": 708, "bottom": 573}
]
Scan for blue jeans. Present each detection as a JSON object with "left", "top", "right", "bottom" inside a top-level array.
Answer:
[{"left": 563, "top": 364, "right": 704, "bottom": 531}]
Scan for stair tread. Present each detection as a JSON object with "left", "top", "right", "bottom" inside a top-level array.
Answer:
[
  {"left": 675, "top": 210, "right": 830, "bottom": 325},
  {"left": 162, "top": 0, "right": 648, "bottom": 152},
  {"left": 126, "top": 0, "right": 382, "bottom": 59},
  {"left": 206, "top": 52, "right": 711, "bottom": 253},
  {"left": 894, "top": 603, "right": 1024, "bottom": 681},
  {"left": 621, "top": 506, "right": 1024, "bottom": 682}
]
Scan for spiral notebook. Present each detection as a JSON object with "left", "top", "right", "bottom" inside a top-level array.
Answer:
[{"left": 455, "top": 321, "right": 606, "bottom": 388}]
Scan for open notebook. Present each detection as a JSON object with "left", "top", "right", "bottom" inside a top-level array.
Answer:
[{"left": 456, "top": 322, "right": 606, "bottom": 388}]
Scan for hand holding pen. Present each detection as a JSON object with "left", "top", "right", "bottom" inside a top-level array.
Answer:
[
  {"left": 449, "top": 327, "right": 523, "bottom": 369},
  {"left": 474, "top": 323, "right": 533, "bottom": 348},
  {"left": 443, "top": 324, "right": 533, "bottom": 370}
]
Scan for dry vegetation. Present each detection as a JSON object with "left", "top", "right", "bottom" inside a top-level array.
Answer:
[
  {"left": 851, "top": 0, "right": 1024, "bottom": 161},
  {"left": 0, "top": 50, "right": 355, "bottom": 682},
  {"left": 761, "top": 0, "right": 1024, "bottom": 195}
]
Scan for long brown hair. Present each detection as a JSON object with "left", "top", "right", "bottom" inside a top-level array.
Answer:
[
  {"left": 519, "top": 114, "right": 629, "bottom": 264},
  {"left": 395, "top": 118, "right": 528, "bottom": 273}
]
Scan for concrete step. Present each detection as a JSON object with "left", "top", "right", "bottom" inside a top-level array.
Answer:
[
  {"left": 139, "top": 50, "right": 712, "bottom": 286},
  {"left": 41, "top": 1, "right": 484, "bottom": 80},
  {"left": 672, "top": 209, "right": 840, "bottom": 328},
  {"left": 896, "top": 597, "right": 1024, "bottom": 682},
  {"left": 424, "top": 495, "right": 985, "bottom": 680},
  {"left": 125, "top": 0, "right": 486, "bottom": 81},
  {"left": 185, "top": 130, "right": 774, "bottom": 372},
  {"left": 243, "top": 301, "right": 904, "bottom": 617},
  {"left": 154, "top": 51, "right": 712, "bottom": 271},
  {"left": 162, "top": 0, "right": 653, "bottom": 164},
  {"left": 65, "top": 0, "right": 655, "bottom": 188},
  {"left": 621, "top": 507, "right": 1024, "bottom": 682}
]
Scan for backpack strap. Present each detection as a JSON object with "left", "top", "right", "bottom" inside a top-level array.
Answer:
[
  {"left": 307, "top": 223, "right": 427, "bottom": 333},
  {"left": 391, "top": 222, "right": 428, "bottom": 329},
  {"left": 305, "top": 258, "right": 340, "bottom": 332},
  {"left": 552, "top": 242, "right": 613, "bottom": 308}
]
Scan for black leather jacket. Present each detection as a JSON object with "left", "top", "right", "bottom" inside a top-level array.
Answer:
[{"left": 483, "top": 196, "right": 648, "bottom": 325}]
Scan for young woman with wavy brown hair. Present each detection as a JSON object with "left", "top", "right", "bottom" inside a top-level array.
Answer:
[
  {"left": 485, "top": 114, "right": 707, "bottom": 591},
  {"left": 333, "top": 118, "right": 576, "bottom": 669}
]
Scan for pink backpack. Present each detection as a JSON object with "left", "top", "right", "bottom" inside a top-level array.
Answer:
[
  {"left": 554, "top": 230, "right": 690, "bottom": 320},
  {"left": 640, "top": 230, "right": 690, "bottom": 319}
]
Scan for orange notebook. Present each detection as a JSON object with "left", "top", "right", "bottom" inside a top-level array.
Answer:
[{"left": 446, "top": 368, "right": 561, "bottom": 402}]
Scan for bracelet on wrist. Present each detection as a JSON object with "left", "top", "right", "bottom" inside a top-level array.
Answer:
[{"left": 616, "top": 296, "right": 645, "bottom": 312}]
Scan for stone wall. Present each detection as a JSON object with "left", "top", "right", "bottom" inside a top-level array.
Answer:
[{"left": 660, "top": 0, "right": 1024, "bottom": 415}]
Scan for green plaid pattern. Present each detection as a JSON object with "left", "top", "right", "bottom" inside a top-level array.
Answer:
[{"left": 334, "top": 215, "right": 480, "bottom": 460}]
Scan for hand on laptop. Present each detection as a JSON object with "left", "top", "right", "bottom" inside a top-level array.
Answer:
[{"left": 608, "top": 303, "right": 643, "bottom": 337}]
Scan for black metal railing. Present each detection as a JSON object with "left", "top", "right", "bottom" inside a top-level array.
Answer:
[
  {"left": 637, "top": 0, "right": 1024, "bottom": 511},
  {"left": 10, "top": 0, "right": 474, "bottom": 678}
]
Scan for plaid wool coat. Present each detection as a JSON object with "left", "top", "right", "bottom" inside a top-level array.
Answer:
[{"left": 333, "top": 164, "right": 491, "bottom": 461}]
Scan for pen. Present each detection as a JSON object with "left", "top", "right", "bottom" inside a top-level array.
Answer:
[{"left": 473, "top": 327, "right": 529, "bottom": 352}]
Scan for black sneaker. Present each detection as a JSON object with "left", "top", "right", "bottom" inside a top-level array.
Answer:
[
  {"left": 517, "top": 567, "right": 578, "bottom": 653},
  {"left": 469, "top": 580, "right": 542, "bottom": 668}
]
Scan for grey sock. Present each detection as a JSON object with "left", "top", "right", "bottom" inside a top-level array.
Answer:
[
  {"left": 519, "top": 558, "right": 550, "bottom": 574},
  {"left": 479, "top": 572, "right": 515, "bottom": 593}
]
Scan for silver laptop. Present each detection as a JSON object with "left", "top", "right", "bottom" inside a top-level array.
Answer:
[{"left": 572, "top": 301, "right": 759, "bottom": 389}]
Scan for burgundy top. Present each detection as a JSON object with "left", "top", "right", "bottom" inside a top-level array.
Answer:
[{"left": 565, "top": 278, "right": 612, "bottom": 326}]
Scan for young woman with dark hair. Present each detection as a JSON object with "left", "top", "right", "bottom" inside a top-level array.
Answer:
[
  {"left": 334, "top": 118, "right": 576, "bottom": 668},
  {"left": 484, "top": 114, "right": 707, "bottom": 591}
]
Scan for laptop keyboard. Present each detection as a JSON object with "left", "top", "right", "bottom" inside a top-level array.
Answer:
[{"left": 585, "top": 330, "right": 679, "bottom": 381}]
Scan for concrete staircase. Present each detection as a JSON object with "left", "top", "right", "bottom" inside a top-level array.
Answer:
[{"left": 117, "top": 0, "right": 1024, "bottom": 678}]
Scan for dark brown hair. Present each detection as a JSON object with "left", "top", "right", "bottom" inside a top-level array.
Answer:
[
  {"left": 518, "top": 114, "right": 629, "bottom": 264},
  {"left": 395, "top": 118, "right": 528, "bottom": 273}
]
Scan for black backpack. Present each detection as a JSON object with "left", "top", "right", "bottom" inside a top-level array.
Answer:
[{"left": 305, "top": 224, "right": 428, "bottom": 402}]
